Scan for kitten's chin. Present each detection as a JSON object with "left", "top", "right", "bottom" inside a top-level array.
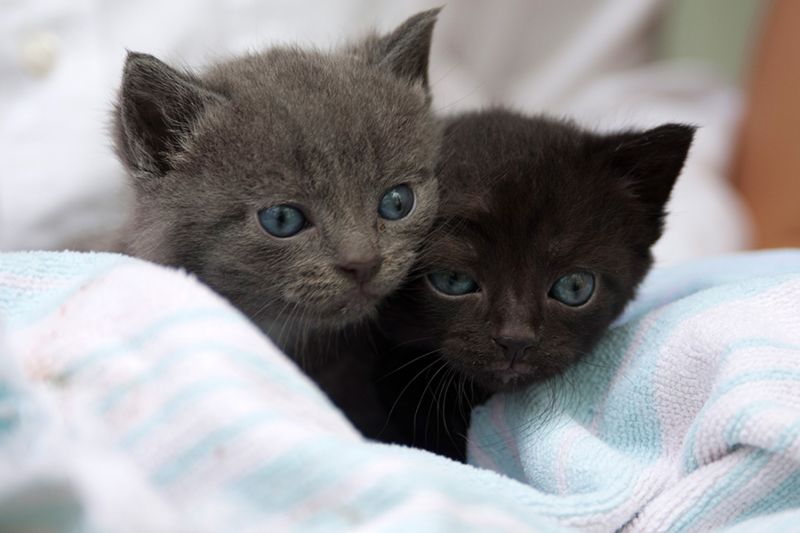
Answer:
[
  {"left": 257, "top": 285, "right": 390, "bottom": 340},
  {"left": 480, "top": 371, "right": 536, "bottom": 393},
  {"left": 299, "top": 291, "right": 382, "bottom": 329},
  {"left": 466, "top": 363, "right": 557, "bottom": 393},
  {"left": 312, "top": 307, "right": 377, "bottom": 328},
  {"left": 483, "top": 363, "right": 573, "bottom": 393}
]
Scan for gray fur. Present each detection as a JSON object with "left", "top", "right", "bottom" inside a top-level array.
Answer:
[{"left": 112, "top": 9, "right": 442, "bottom": 365}]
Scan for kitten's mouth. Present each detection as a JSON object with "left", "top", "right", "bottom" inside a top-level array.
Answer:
[
  {"left": 482, "top": 362, "right": 539, "bottom": 391},
  {"left": 282, "top": 282, "right": 390, "bottom": 329},
  {"left": 306, "top": 287, "right": 385, "bottom": 326},
  {"left": 495, "top": 368, "right": 524, "bottom": 385},
  {"left": 349, "top": 284, "right": 381, "bottom": 300}
]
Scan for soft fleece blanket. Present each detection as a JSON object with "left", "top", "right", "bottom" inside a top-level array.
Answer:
[{"left": 1, "top": 251, "right": 800, "bottom": 532}]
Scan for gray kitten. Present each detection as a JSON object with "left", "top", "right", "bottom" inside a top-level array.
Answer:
[{"left": 113, "top": 10, "right": 442, "bottom": 370}]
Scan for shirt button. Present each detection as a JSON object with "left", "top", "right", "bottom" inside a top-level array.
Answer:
[{"left": 19, "top": 31, "right": 59, "bottom": 77}]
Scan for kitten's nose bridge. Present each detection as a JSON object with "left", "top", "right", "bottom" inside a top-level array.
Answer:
[
  {"left": 335, "top": 236, "right": 381, "bottom": 285},
  {"left": 492, "top": 334, "right": 537, "bottom": 362},
  {"left": 492, "top": 291, "right": 538, "bottom": 362},
  {"left": 493, "top": 290, "right": 538, "bottom": 332},
  {"left": 337, "top": 256, "right": 382, "bottom": 285}
]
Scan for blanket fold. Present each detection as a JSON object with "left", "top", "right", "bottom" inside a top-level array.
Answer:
[
  {"left": 0, "top": 252, "right": 561, "bottom": 533},
  {"left": 469, "top": 250, "right": 800, "bottom": 531},
  {"left": 2, "top": 250, "right": 800, "bottom": 532}
]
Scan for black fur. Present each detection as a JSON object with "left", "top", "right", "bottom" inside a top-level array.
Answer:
[{"left": 371, "top": 108, "right": 695, "bottom": 460}]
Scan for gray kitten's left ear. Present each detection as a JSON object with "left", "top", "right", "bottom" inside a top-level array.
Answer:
[
  {"left": 372, "top": 8, "right": 441, "bottom": 90},
  {"left": 114, "top": 52, "right": 227, "bottom": 180}
]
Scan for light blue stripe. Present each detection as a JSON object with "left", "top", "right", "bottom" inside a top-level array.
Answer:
[
  {"left": 64, "top": 308, "right": 239, "bottom": 377},
  {"left": 469, "top": 400, "right": 528, "bottom": 482},
  {"left": 231, "top": 437, "right": 366, "bottom": 511},
  {"left": 722, "top": 397, "right": 800, "bottom": 527},
  {"left": 99, "top": 340, "right": 326, "bottom": 415},
  {"left": 683, "top": 337, "right": 800, "bottom": 470},
  {"left": 723, "top": 400, "right": 778, "bottom": 449},
  {"left": 586, "top": 275, "right": 795, "bottom": 456},
  {"left": 598, "top": 276, "right": 798, "bottom": 458},
  {"left": 154, "top": 411, "right": 278, "bottom": 486},
  {"left": 725, "top": 509, "right": 800, "bottom": 533},
  {"left": 121, "top": 377, "right": 245, "bottom": 447},
  {"left": 293, "top": 449, "right": 595, "bottom": 526},
  {"left": 575, "top": 278, "right": 788, "bottom": 454},
  {"left": 684, "top": 363, "right": 800, "bottom": 472},
  {"left": 0, "top": 251, "right": 127, "bottom": 279},
  {"left": 673, "top": 418, "right": 800, "bottom": 532},
  {"left": 228, "top": 436, "right": 575, "bottom": 531},
  {"left": 733, "top": 468, "right": 800, "bottom": 525},
  {"left": 233, "top": 437, "right": 567, "bottom": 528},
  {"left": 115, "top": 341, "right": 327, "bottom": 449},
  {"left": 473, "top": 379, "right": 642, "bottom": 516},
  {"left": 0, "top": 252, "right": 131, "bottom": 328},
  {"left": 616, "top": 249, "right": 800, "bottom": 326},
  {"left": 310, "top": 506, "right": 565, "bottom": 533}
]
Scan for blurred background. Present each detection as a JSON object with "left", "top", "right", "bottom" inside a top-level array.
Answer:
[{"left": 1, "top": 0, "right": 795, "bottom": 266}]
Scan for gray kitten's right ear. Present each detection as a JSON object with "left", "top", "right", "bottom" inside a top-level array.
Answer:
[
  {"left": 370, "top": 8, "right": 441, "bottom": 90},
  {"left": 114, "top": 52, "right": 226, "bottom": 178}
]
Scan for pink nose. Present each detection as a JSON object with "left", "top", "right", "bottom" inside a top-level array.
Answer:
[{"left": 337, "top": 257, "right": 382, "bottom": 285}]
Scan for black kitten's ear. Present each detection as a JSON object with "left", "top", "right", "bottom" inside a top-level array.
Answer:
[
  {"left": 371, "top": 8, "right": 441, "bottom": 90},
  {"left": 114, "top": 52, "right": 226, "bottom": 179},
  {"left": 604, "top": 123, "right": 696, "bottom": 211}
]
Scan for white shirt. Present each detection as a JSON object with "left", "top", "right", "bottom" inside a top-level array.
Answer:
[{"left": 0, "top": 0, "right": 749, "bottom": 264}]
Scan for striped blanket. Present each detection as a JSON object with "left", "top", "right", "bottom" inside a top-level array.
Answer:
[
  {"left": 1, "top": 251, "right": 800, "bottom": 531},
  {"left": 469, "top": 250, "right": 800, "bottom": 531}
]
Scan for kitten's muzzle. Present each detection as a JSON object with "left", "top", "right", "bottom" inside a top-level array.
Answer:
[
  {"left": 492, "top": 335, "right": 536, "bottom": 364},
  {"left": 336, "top": 256, "right": 382, "bottom": 286}
]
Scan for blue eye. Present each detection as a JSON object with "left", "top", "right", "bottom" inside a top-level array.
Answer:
[
  {"left": 378, "top": 184, "right": 414, "bottom": 220},
  {"left": 549, "top": 272, "right": 595, "bottom": 306},
  {"left": 257, "top": 205, "right": 308, "bottom": 238},
  {"left": 427, "top": 270, "right": 479, "bottom": 296}
]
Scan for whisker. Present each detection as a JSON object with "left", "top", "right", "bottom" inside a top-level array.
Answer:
[
  {"left": 377, "top": 348, "right": 439, "bottom": 381},
  {"left": 413, "top": 360, "right": 449, "bottom": 442},
  {"left": 378, "top": 357, "right": 443, "bottom": 439}
]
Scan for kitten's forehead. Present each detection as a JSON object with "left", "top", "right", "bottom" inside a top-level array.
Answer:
[
  {"left": 211, "top": 49, "right": 429, "bottom": 127},
  {"left": 193, "top": 49, "right": 437, "bottom": 199},
  {"left": 439, "top": 174, "right": 619, "bottom": 262},
  {"left": 432, "top": 112, "right": 641, "bottom": 277}
]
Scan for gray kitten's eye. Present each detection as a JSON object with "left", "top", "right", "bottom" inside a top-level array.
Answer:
[
  {"left": 378, "top": 184, "right": 414, "bottom": 220},
  {"left": 428, "top": 270, "right": 479, "bottom": 296},
  {"left": 258, "top": 205, "right": 308, "bottom": 238},
  {"left": 549, "top": 272, "right": 595, "bottom": 306}
]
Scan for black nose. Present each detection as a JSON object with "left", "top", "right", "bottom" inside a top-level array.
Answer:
[
  {"left": 337, "top": 257, "right": 382, "bottom": 285},
  {"left": 492, "top": 336, "right": 536, "bottom": 362}
]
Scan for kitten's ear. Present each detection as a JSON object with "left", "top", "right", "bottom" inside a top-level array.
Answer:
[
  {"left": 604, "top": 123, "right": 696, "bottom": 211},
  {"left": 114, "top": 52, "right": 227, "bottom": 179},
  {"left": 371, "top": 8, "right": 441, "bottom": 90}
]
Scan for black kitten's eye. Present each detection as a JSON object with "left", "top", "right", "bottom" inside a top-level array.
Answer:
[
  {"left": 258, "top": 205, "right": 308, "bottom": 238},
  {"left": 427, "top": 270, "right": 479, "bottom": 296},
  {"left": 549, "top": 272, "right": 595, "bottom": 306},
  {"left": 378, "top": 184, "right": 415, "bottom": 220}
]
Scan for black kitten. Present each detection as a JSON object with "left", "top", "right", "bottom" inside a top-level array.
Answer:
[
  {"left": 112, "top": 10, "right": 442, "bottom": 372},
  {"left": 375, "top": 108, "right": 695, "bottom": 459}
]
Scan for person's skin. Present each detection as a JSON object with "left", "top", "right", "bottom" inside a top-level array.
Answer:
[{"left": 733, "top": 0, "right": 800, "bottom": 249}]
